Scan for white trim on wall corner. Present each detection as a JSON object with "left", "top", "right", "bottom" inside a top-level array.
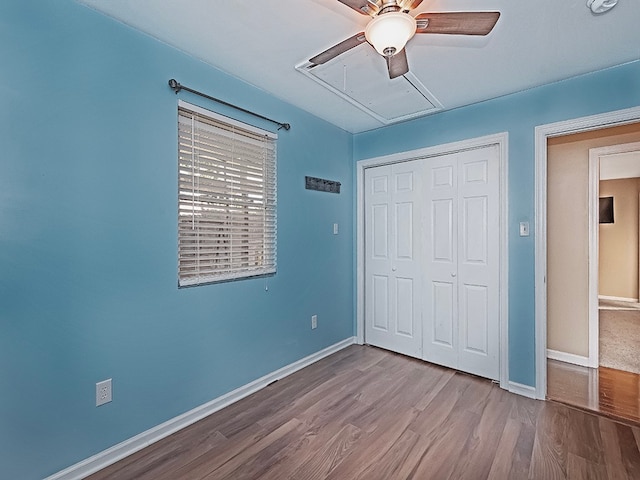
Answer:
[
  {"left": 508, "top": 381, "right": 537, "bottom": 400},
  {"left": 45, "top": 337, "right": 357, "bottom": 480},
  {"left": 599, "top": 295, "right": 639, "bottom": 302},
  {"left": 547, "top": 349, "right": 592, "bottom": 368},
  {"left": 588, "top": 145, "right": 600, "bottom": 371}
]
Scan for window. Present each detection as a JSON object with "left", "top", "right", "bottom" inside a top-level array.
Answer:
[{"left": 177, "top": 101, "right": 277, "bottom": 286}]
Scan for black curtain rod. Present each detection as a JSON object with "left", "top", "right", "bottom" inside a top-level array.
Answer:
[{"left": 168, "top": 79, "right": 291, "bottom": 131}]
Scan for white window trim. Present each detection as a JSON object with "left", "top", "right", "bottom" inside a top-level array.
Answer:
[{"left": 178, "top": 100, "right": 278, "bottom": 140}]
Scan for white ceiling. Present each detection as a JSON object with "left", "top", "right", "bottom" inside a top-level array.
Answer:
[{"left": 78, "top": 0, "right": 640, "bottom": 133}]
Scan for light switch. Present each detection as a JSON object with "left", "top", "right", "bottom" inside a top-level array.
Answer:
[
  {"left": 333, "top": 223, "right": 339, "bottom": 235},
  {"left": 519, "top": 222, "right": 530, "bottom": 237}
]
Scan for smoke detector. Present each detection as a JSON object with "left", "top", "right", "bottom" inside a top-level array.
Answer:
[{"left": 587, "top": 0, "right": 618, "bottom": 14}]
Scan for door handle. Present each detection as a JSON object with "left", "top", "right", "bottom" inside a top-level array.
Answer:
[
  {"left": 392, "top": 266, "right": 397, "bottom": 271},
  {"left": 451, "top": 272, "right": 457, "bottom": 277}
]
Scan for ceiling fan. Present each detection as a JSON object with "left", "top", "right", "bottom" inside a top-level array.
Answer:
[{"left": 309, "top": 0, "right": 500, "bottom": 79}]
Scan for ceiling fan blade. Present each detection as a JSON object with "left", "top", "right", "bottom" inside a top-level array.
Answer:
[
  {"left": 415, "top": 12, "right": 500, "bottom": 36},
  {"left": 336, "top": 0, "right": 379, "bottom": 16},
  {"left": 387, "top": 49, "right": 409, "bottom": 79},
  {"left": 397, "top": 0, "right": 424, "bottom": 12},
  {"left": 309, "top": 32, "right": 367, "bottom": 65}
]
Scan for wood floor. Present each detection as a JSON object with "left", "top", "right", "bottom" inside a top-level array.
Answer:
[
  {"left": 547, "top": 359, "right": 640, "bottom": 425},
  {"left": 87, "top": 346, "right": 640, "bottom": 480}
]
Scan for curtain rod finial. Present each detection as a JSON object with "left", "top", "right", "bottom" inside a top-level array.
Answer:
[{"left": 168, "top": 79, "right": 181, "bottom": 93}]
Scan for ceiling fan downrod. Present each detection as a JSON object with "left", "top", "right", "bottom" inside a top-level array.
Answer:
[{"left": 378, "top": 0, "right": 402, "bottom": 15}]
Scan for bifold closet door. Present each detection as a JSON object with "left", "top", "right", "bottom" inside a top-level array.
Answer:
[
  {"left": 364, "top": 161, "right": 423, "bottom": 359},
  {"left": 423, "top": 146, "right": 500, "bottom": 380}
]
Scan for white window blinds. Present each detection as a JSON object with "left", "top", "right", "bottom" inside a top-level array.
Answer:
[{"left": 178, "top": 102, "right": 277, "bottom": 286}]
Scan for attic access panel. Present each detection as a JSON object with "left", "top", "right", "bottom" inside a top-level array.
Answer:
[{"left": 296, "top": 46, "right": 442, "bottom": 125}]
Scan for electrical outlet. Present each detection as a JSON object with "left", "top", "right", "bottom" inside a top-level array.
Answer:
[
  {"left": 96, "top": 379, "right": 112, "bottom": 406},
  {"left": 311, "top": 315, "right": 317, "bottom": 329}
]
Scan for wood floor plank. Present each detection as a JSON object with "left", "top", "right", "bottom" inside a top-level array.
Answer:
[
  {"left": 298, "top": 389, "right": 363, "bottom": 431},
  {"left": 510, "top": 421, "right": 536, "bottom": 479},
  {"left": 510, "top": 391, "right": 543, "bottom": 427},
  {"left": 369, "top": 363, "right": 446, "bottom": 412},
  {"left": 600, "top": 367, "right": 640, "bottom": 423},
  {"left": 86, "top": 345, "right": 640, "bottom": 480},
  {"left": 449, "top": 373, "right": 494, "bottom": 415},
  {"left": 256, "top": 420, "right": 359, "bottom": 480},
  {"left": 566, "top": 406, "right": 605, "bottom": 465},
  {"left": 212, "top": 366, "right": 336, "bottom": 438},
  {"left": 200, "top": 418, "right": 307, "bottom": 480},
  {"left": 409, "top": 409, "right": 481, "bottom": 479},
  {"left": 352, "top": 345, "right": 389, "bottom": 371},
  {"left": 383, "top": 431, "right": 435, "bottom": 480},
  {"left": 161, "top": 422, "right": 268, "bottom": 480},
  {"left": 413, "top": 367, "right": 456, "bottom": 410},
  {"left": 408, "top": 372, "right": 472, "bottom": 437},
  {"left": 548, "top": 359, "right": 640, "bottom": 426},
  {"left": 286, "top": 422, "right": 363, "bottom": 480},
  {"left": 599, "top": 416, "right": 629, "bottom": 480},
  {"left": 86, "top": 423, "right": 226, "bottom": 480},
  {"left": 256, "top": 366, "right": 365, "bottom": 432},
  {"left": 616, "top": 422, "right": 640, "bottom": 479},
  {"left": 529, "top": 401, "right": 568, "bottom": 479},
  {"left": 448, "top": 387, "right": 511, "bottom": 479},
  {"left": 567, "top": 452, "right": 608, "bottom": 480},
  {"left": 125, "top": 429, "right": 226, "bottom": 480},
  {"left": 476, "top": 403, "right": 535, "bottom": 480},
  {"left": 352, "top": 427, "right": 422, "bottom": 480},
  {"left": 352, "top": 364, "right": 409, "bottom": 406},
  {"left": 633, "top": 426, "right": 640, "bottom": 452},
  {"left": 487, "top": 418, "right": 523, "bottom": 478},
  {"left": 323, "top": 407, "right": 421, "bottom": 479}
]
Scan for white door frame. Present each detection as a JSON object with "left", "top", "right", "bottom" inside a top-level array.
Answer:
[
  {"left": 356, "top": 132, "right": 510, "bottom": 389},
  {"left": 534, "top": 106, "right": 640, "bottom": 400},
  {"left": 588, "top": 141, "right": 640, "bottom": 369}
]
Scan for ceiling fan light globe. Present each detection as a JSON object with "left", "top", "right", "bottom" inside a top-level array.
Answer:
[{"left": 365, "top": 11, "right": 417, "bottom": 57}]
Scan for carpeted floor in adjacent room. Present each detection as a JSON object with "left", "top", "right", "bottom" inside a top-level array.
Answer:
[{"left": 599, "top": 307, "right": 640, "bottom": 374}]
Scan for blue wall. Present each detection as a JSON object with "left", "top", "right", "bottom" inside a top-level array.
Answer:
[
  {"left": 0, "top": 2, "right": 354, "bottom": 478},
  {"left": 354, "top": 60, "right": 640, "bottom": 388}
]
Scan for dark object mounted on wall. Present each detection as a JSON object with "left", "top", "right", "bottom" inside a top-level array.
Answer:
[
  {"left": 305, "top": 176, "right": 341, "bottom": 194},
  {"left": 599, "top": 196, "right": 614, "bottom": 224}
]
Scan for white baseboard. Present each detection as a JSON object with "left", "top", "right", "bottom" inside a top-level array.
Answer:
[
  {"left": 508, "top": 381, "right": 537, "bottom": 400},
  {"left": 46, "top": 337, "right": 357, "bottom": 480},
  {"left": 547, "top": 349, "right": 592, "bottom": 368},
  {"left": 599, "top": 295, "right": 639, "bottom": 303}
]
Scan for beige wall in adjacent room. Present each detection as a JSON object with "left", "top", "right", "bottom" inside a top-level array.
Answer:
[
  {"left": 599, "top": 177, "right": 640, "bottom": 300},
  {"left": 547, "top": 123, "right": 640, "bottom": 358}
]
